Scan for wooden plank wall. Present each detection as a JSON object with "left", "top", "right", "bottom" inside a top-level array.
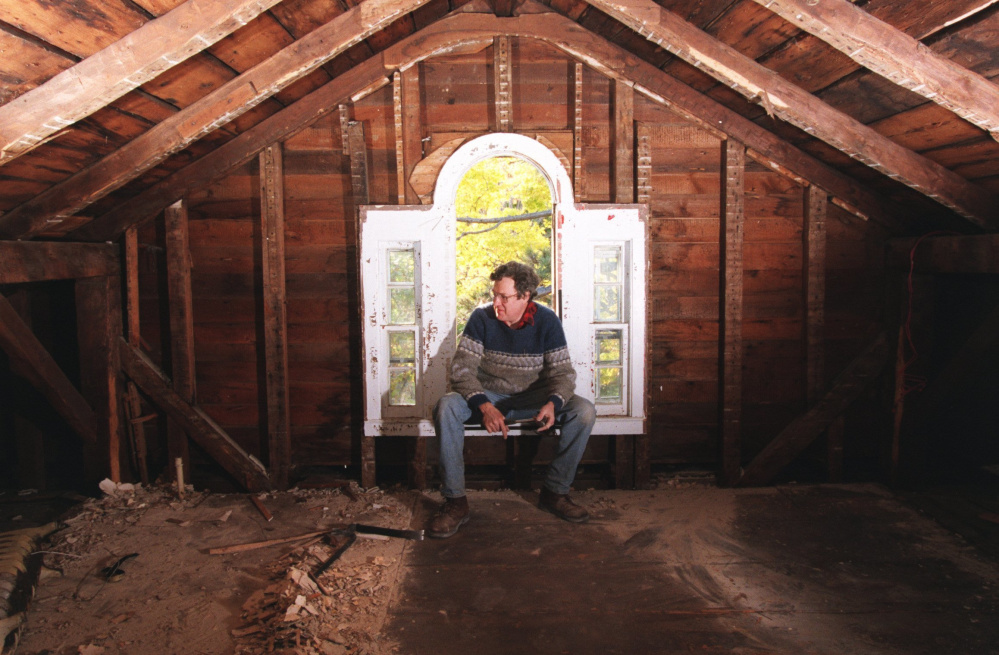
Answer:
[{"left": 133, "top": 38, "right": 889, "bottom": 481}]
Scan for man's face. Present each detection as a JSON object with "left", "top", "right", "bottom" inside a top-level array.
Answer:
[{"left": 492, "top": 276, "right": 529, "bottom": 327}]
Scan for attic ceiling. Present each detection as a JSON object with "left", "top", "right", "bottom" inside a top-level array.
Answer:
[{"left": 0, "top": 0, "right": 998, "bottom": 241}]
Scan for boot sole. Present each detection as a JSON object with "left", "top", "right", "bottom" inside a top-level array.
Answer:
[{"left": 427, "top": 515, "right": 470, "bottom": 539}]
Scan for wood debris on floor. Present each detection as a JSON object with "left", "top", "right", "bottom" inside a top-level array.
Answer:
[{"left": 15, "top": 481, "right": 418, "bottom": 655}]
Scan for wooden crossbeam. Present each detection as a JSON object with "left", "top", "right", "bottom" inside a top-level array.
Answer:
[
  {"left": 0, "top": 293, "right": 98, "bottom": 446},
  {"left": 738, "top": 333, "right": 891, "bottom": 486},
  {"left": 69, "top": 11, "right": 903, "bottom": 242},
  {"left": 118, "top": 338, "right": 270, "bottom": 491},
  {"left": 0, "top": 241, "right": 118, "bottom": 284},
  {"left": 0, "top": 0, "right": 432, "bottom": 240},
  {"left": 586, "top": 0, "right": 999, "bottom": 230},
  {"left": 754, "top": 0, "right": 999, "bottom": 142},
  {"left": 259, "top": 144, "right": 291, "bottom": 489},
  {"left": 0, "top": 0, "right": 285, "bottom": 166}
]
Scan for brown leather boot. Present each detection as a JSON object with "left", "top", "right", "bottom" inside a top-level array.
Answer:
[
  {"left": 427, "top": 496, "right": 470, "bottom": 538},
  {"left": 539, "top": 487, "right": 589, "bottom": 523}
]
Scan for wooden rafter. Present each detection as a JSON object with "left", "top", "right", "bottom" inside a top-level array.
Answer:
[
  {"left": 0, "top": 0, "right": 286, "bottom": 166},
  {"left": 586, "top": 0, "right": 999, "bottom": 230},
  {"left": 70, "top": 11, "right": 904, "bottom": 242},
  {"left": 0, "top": 0, "right": 432, "bottom": 240},
  {"left": 753, "top": 0, "right": 999, "bottom": 142},
  {"left": 119, "top": 339, "right": 270, "bottom": 492}
]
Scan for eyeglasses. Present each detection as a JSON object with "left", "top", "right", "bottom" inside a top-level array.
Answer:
[{"left": 492, "top": 292, "right": 521, "bottom": 304}]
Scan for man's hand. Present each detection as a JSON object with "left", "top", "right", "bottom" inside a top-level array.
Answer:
[
  {"left": 480, "top": 402, "right": 508, "bottom": 439},
  {"left": 534, "top": 401, "right": 556, "bottom": 432}
]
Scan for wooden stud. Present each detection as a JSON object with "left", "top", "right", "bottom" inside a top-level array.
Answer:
[
  {"left": 393, "top": 72, "right": 407, "bottom": 204},
  {"left": 0, "top": 292, "right": 98, "bottom": 447},
  {"left": 75, "top": 276, "right": 124, "bottom": 484},
  {"left": 346, "top": 120, "right": 377, "bottom": 489},
  {"left": 124, "top": 227, "right": 149, "bottom": 484},
  {"left": 260, "top": 144, "right": 291, "bottom": 489},
  {"left": 573, "top": 62, "right": 584, "bottom": 202},
  {"left": 119, "top": 339, "right": 270, "bottom": 491},
  {"left": 636, "top": 125, "right": 652, "bottom": 206},
  {"left": 401, "top": 65, "right": 424, "bottom": 205},
  {"left": 615, "top": 437, "right": 635, "bottom": 489},
  {"left": 494, "top": 36, "right": 512, "bottom": 133},
  {"left": 719, "top": 140, "right": 745, "bottom": 486},
  {"left": 738, "top": 333, "right": 892, "bottom": 486},
  {"left": 339, "top": 104, "right": 352, "bottom": 153},
  {"left": 613, "top": 79, "right": 634, "bottom": 203},
  {"left": 164, "top": 199, "right": 194, "bottom": 480},
  {"left": 804, "top": 185, "right": 827, "bottom": 406}
]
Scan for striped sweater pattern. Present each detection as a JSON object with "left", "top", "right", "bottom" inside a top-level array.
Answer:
[{"left": 450, "top": 303, "right": 576, "bottom": 412}]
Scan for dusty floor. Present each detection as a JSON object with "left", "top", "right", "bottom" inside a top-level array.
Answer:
[{"left": 7, "top": 480, "right": 999, "bottom": 654}]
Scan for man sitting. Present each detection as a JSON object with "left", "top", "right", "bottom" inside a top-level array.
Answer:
[{"left": 428, "top": 261, "right": 596, "bottom": 538}]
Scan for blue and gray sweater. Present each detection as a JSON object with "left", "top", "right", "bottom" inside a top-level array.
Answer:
[{"left": 450, "top": 303, "right": 576, "bottom": 412}]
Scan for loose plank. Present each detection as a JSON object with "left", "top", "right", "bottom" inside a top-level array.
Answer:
[{"left": 119, "top": 338, "right": 270, "bottom": 491}]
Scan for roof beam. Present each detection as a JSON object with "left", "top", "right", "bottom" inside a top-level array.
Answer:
[
  {"left": 586, "top": 0, "right": 999, "bottom": 231},
  {"left": 753, "top": 0, "right": 999, "bottom": 142},
  {"left": 72, "top": 10, "right": 900, "bottom": 241},
  {"left": 0, "top": 0, "right": 286, "bottom": 166},
  {"left": 0, "top": 0, "right": 431, "bottom": 241}
]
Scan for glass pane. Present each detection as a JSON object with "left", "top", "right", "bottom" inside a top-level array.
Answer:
[
  {"left": 389, "top": 369, "right": 416, "bottom": 406},
  {"left": 596, "top": 367, "right": 622, "bottom": 403},
  {"left": 594, "top": 286, "right": 621, "bottom": 322},
  {"left": 389, "top": 250, "right": 415, "bottom": 283},
  {"left": 389, "top": 331, "right": 415, "bottom": 365},
  {"left": 390, "top": 288, "right": 416, "bottom": 324},
  {"left": 596, "top": 330, "right": 622, "bottom": 363},
  {"left": 594, "top": 247, "right": 621, "bottom": 283}
]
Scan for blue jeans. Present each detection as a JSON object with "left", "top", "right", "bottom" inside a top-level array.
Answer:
[{"left": 433, "top": 389, "right": 596, "bottom": 498}]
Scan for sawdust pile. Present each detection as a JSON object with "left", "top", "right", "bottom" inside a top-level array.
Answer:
[{"left": 17, "top": 482, "right": 417, "bottom": 655}]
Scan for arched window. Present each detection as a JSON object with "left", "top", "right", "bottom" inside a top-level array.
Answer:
[{"left": 360, "top": 133, "right": 646, "bottom": 436}]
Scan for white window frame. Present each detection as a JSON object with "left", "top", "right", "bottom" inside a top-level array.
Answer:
[{"left": 361, "top": 133, "right": 646, "bottom": 436}]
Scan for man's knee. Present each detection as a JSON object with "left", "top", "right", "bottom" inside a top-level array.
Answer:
[
  {"left": 565, "top": 396, "right": 596, "bottom": 428},
  {"left": 434, "top": 392, "right": 468, "bottom": 422}
]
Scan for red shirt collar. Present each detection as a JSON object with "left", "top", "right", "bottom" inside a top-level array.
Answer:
[{"left": 509, "top": 300, "right": 537, "bottom": 330}]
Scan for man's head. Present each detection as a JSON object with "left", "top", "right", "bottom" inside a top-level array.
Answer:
[{"left": 490, "top": 261, "right": 539, "bottom": 327}]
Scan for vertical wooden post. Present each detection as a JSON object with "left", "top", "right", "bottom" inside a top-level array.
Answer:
[
  {"left": 393, "top": 72, "right": 406, "bottom": 204},
  {"left": 124, "top": 226, "right": 149, "bottom": 484},
  {"left": 573, "top": 63, "right": 584, "bottom": 202},
  {"left": 613, "top": 79, "right": 634, "bottom": 203},
  {"left": 164, "top": 199, "right": 194, "bottom": 480},
  {"left": 260, "top": 144, "right": 291, "bottom": 489},
  {"left": 401, "top": 65, "right": 423, "bottom": 205},
  {"left": 76, "top": 275, "right": 123, "bottom": 484},
  {"left": 719, "top": 140, "right": 745, "bottom": 486},
  {"left": 635, "top": 124, "right": 652, "bottom": 489},
  {"left": 803, "top": 185, "right": 834, "bottom": 478},
  {"left": 494, "top": 36, "right": 512, "bottom": 133},
  {"left": 347, "top": 121, "right": 379, "bottom": 489},
  {"left": 612, "top": 79, "right": 636, "bottom": 487}
]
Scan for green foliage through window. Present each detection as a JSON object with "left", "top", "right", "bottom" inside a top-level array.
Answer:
[{"left": 454, "top": 157, "right": 553, "bottom": 332}]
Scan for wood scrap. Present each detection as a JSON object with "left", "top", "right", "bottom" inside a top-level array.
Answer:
[{"left": 209, "top": 531, "right": 328, "bottom": 555}]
